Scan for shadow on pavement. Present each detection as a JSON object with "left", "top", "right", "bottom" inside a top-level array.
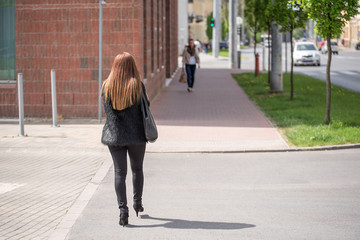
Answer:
[{"left": 127, "top": 214, "right": 256, "bottom": 230}]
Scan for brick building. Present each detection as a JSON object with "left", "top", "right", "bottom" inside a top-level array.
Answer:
[{"left": 0, "top": 0, "right": 178, "bottom": 118}]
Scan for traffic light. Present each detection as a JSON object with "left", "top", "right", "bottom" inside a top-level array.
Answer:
[
  {"left": 237, "top": 26, "right": 242, "bottom": 36},
  {"left": 210, "top": 18, "right": 215, "bottom": 28}
]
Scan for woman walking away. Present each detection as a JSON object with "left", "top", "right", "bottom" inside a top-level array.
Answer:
[
  {"left": 101, "top": 52, "right": 149, "bottom": 227},
  {"left": 182, "top": 38, "right": 200, "bottom": 92}
]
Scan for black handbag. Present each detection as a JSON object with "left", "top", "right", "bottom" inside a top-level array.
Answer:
[{"left": 140, "top": 92, "right": 158, "bottom": 143}]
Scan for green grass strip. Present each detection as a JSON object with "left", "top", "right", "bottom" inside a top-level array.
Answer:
[
  {"left": 232, "top": 72, "right": 360, "bottom": 147},
  {"left": 208, "top": 49, "right": 229, "bottom": 57}
]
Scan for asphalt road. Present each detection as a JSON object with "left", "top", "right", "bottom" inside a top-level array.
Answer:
[{"left": 240, "top": 45, "right": 360, "bottom": 93}]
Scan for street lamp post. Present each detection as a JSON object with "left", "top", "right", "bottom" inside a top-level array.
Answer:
[{"left": 98, "top": 0, "right": 106, "bottom": 121}]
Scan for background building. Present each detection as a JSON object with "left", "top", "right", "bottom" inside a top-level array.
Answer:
[
  {"left": 188, "top": 0, "right": 213, "bottom": 43},
  {"left": 341, "top": 14, "right": 360, "bottom": 49},
  {"left": 178, "top": 1, "right": 189, "bottom": 55},
  {"left": 0, "top": 0, "right": 178, "bottom": 118}
]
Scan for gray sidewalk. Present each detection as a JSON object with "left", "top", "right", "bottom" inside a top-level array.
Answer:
[
  {"left": 0, "top": 124, "right": 110, "bottom": 240},
  {"left": 148, "top": 53, "right": 288, "bottom": 152},
  {"left": 67, "top": 150, "right": 360, "bottom": 240}
]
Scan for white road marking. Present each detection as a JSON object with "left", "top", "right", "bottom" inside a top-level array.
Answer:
[
  {"left": 342, "top": 71, "right": 358, "bottom": 76},
  {"left": 0, "top": 183, "right": 25, "bottom": 194}
]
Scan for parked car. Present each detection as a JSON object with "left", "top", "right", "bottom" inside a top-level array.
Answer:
[
  {"left": 293, "top": 42, "right": 321, "bottom": 66},
  {"left": 321, "top": 41, "right": 339, "bottom": 54},
  {"left": 219, "top": 41, "right": 229, "bottom": 50}
]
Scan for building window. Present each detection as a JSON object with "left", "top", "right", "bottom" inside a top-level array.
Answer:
[{"left": 0, "top": 0, "right": 15, "bottom": 80}]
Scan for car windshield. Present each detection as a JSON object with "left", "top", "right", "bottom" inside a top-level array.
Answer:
[{"left": 296, "top": 44, "right": 316, "bottom": 51}]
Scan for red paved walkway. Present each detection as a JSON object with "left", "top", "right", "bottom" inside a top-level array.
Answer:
[{"left": 147, "top": 66, "right": 288, "bottom": 152}]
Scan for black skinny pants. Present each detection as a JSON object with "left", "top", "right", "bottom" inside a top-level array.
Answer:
[{"left": 108, "top": 143, "right": 146, "bottom": 213}]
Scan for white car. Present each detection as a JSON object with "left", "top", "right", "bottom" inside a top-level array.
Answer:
[
  {"left": 293, "top": 42, "right": 321, "bottom": 66},
  {"left": 321, "top": 42, "right": 339, "bottom": 55}
]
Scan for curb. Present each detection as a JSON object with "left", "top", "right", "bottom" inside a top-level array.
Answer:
[
  {"left": 146, "top": 143, "right": 360, "bottom": 154},
  {"left": 48, "top": 157, "right": 113, "bottom": 240}
]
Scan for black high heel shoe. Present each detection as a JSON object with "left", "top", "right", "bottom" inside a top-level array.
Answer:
[
  {"left": 119, "top": 213, "right": 129, "bottom": 227},
  {"left": 133, "top": 203, "right": 144, "bottom": 217}
]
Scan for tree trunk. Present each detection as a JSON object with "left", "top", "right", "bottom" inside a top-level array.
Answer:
[
  {"left": 270, "top": 23, "right": 283, "bottom": 92},
  {"left": 290, "top": 29, "right": 294, "bottom": 100},
  {"left": 325, "top": 33, "right": 332, "bottom": 124},
  {"left": 254, "top": 28, "right": 257, "bottom": 76},
  {"left": 268, "top": 24, "right": 271, "bottom": 84}
]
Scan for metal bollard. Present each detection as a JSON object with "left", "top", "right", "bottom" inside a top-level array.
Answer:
[
  {"left": 51, "top": 69, "right": 58, "bottom": 127},
  {"left": 17, "top": 73, "right": 24, "bottom": 136},
  {"left": 237, "top": 51, "right": 241, "bottom": 69}
]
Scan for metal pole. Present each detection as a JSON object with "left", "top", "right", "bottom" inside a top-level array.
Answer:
[
  {"left": 98, "top": 0, "right": 103, "bottom": 121},
  {"left": 51, "top": 69, "right": 58, "bottom": 127},
  {"left": 212, "top": 0, "right": 221, "bottom": 58},
  {"left": 237, "top": 50, "right": 241, "bottom": 69},
  {"left": 17, "top": 73, "right": 24, "bottom": 136},
  {"left": 229, "top": 0, "right": 238, "bottom": 68}
]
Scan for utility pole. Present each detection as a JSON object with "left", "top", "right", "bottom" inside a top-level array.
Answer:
[
  {"left": 212, "top": 0, "right": 221, "bottom": 58},
  {"left": 229, "top": 0, "right": 238, "bottom": 68},
  {"left": 270, "top": 23, "right": 283, "bottom": 92}
]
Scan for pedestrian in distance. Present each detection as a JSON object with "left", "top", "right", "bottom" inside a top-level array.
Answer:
[
  {"left": 194, "top": 39, "right": 202, "bottom": 52},
  {"left": 182, "top": 38, "right": 200, "bottom": 92},
  {"left": 101, "top": 52, "right": 150, "bottom": 227},
  {"left": 204, "top": 39, "right": 210, "bottom": 54}
]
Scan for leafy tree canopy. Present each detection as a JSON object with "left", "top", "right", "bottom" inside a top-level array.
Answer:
[
  {"left": 268, "top": 0, "right": 308, "bottom": 32},
  {"left": 298, "top": 0, "right": 359, "bottom": 38}
]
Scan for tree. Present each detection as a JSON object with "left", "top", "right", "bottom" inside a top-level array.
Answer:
[
  {"left": 245, "top": 0, "right": 267, "bottom": 75},
  {"left": 268, "top": 0, "right": 307, "bottom": 100},
  {"left": 206, "top": 12, "right": 213, "bottom": 41},
  {"left": 222, "top": 1, "right": 229, "bottom": 40},
  {"left": 298, "top": 0, "right": 359, "bottom": 124},
  {"left": 293, "top": 27, "right": 305, "bottom": 39},
  {"left": 222, "top": 16, "right": 229, "bottom": 40}
]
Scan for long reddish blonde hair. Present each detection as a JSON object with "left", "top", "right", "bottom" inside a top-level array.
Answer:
[{"left": 102, "top": 52, "right": 142, "bottom": 110}]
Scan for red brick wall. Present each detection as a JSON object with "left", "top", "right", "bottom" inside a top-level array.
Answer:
[
  {"left": 0, "top": 85, "right": 17, "bottom": 117},
  {"left": 142, "top": 0, "right": 178, "bottom": 99},
  {"left": 166, "top": 0, "right": 178, "bottom": 78},
  {"left": 0, "top": 0, "right": 178, "bottom": 118}
]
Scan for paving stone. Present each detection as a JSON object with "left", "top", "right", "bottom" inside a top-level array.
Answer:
[{"left": 0, "top": 125, "right": 107, "bottom": 239}]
